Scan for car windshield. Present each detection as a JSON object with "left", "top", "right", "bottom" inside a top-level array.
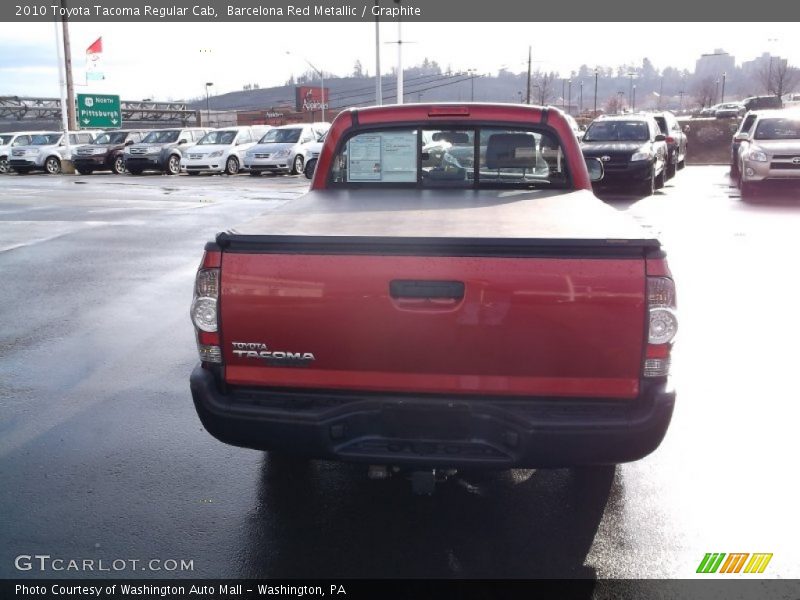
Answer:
[
  {"left": 259, "top": 128, "right": 302, "bottom": 144},
  {"left": 197, "top": 130, "right": 237, "bottom": 145},
  {"left": 0, "top": 135, "right": 13, "bottom": 145},
  {"left": 31, "top": 134, "right": 61, "bottom": 145},
  {"left": 584, "top": 121, "right": 649, "bottom": 142},
  {"left": 330, "top": 126, "right": 569, "bottom": 189},
  {"left": 142, "top": 130, "right": 179, "bottom": 143},
  {"left": 93, "top": 132, "right": 128, "bottom": 145},
  {"left": 754, "top": 118, "right": 800, "bottom": 140}
]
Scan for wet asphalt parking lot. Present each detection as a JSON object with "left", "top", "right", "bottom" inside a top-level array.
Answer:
[{"left": 1, "top": 168, "right": 799, "bottom": 579}]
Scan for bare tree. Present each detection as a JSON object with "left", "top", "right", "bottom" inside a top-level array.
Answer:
[
  {"left": 605, "top": 95, "right": 625, "bottom": 115},
  {"left": 758, "top": 61, "right": 800, "bottom": 98},
  {"left": 692, "top": 76, "right": 717, "bottom": 109},
  {"left": 532, "top": 71, "right": 557, "bottom": 105}
]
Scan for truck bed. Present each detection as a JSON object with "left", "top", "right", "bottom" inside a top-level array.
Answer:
[{"left": 224, "top": 189, "right": 657, "bottom": 250}]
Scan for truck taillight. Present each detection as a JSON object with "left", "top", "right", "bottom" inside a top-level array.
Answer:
[
  {"left": 644, "top": 277, "right": 677, "bottom": 377},
  {"left": 666, "top": 136, "right": 675, "bottom": 144},
  {"left": 191, "top": 251, "right": 222, "bottom": 364}
]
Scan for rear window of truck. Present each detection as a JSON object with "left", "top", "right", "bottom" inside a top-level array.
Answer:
[{"left": 330, "top": 126, "right": 569, "bottom": 189}]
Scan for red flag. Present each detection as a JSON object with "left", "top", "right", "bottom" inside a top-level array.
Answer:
[{"left": 86, "top": 37, "right": 102, "bottom": 54}]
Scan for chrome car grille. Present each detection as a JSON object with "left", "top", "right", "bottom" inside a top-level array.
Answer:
[
  {"left": 254, "top": 153, "right": 271, "bottom": 159},
  {"left": 129, "top": 147, "right": 148, "bottom": 155}
]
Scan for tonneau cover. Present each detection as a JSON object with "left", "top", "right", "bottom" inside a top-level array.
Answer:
[{"left": 225, "top": 189, "right": 657, "bottom": 246}]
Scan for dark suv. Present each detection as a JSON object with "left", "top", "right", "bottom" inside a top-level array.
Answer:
[
  {"left": 124, "top": 128, "right": 209, "bottom": 175},
  {"left": 73, "top": 130, "right": 147, "bottom": 175},
  {"left": 652, "top": 111, "right": 688, "bottom": 179},
  {"left": 580, "top": 115, "right": 668, "bottom": 195}
]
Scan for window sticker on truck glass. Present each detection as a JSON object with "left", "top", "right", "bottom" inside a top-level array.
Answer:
[{"left": 347, "top": 131, "right": 417, "bottom": 182}]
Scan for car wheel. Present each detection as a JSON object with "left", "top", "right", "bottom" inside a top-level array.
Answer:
[
  {"left": 291, "top": 154, "right": 304, "bottom": 175},
  {"left": 677, "top": 156, "right": 686, "bottom": 170},
  {"left": 166, "top": 154, "right": 180, "bottom": 175},
  {"left": 76, "top": 167, "right": 93, "bottom": 175},
  {"left": 740, "top": 180, "right": 756, "bottom": 200},
  {"left": 304, "top": 158, "right": 317, "bottom": 179},
  {"left": 249, "top": 170, "right": 262, "bottom": 177},
  {"left": 640, "top": 169, "right": 655, "bottom": 196},
  {"left": 225, "top": 156, "right": 240, "bottom": 175},
  {"left": 45, "top": 156, "right": 61, "bottom": 175},
  {"left": 655, "top": 168, "right": 666, "bottom": 189},
  {"left": 111, "top": 155, "right": 126, "bottom": 175},
  {"left": 0, "top": 156, "right": 9, "bottom": 174},
  {"left": 666, "top": 153, "right": 677, "bottom": 179}
]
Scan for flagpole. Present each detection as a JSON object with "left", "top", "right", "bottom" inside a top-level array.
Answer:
[
  {"left": 54, "top": 20, "right": 74, "bottom": 173},
  {"left": 60, "top": 0, "right": 76, "bottom": 130}
]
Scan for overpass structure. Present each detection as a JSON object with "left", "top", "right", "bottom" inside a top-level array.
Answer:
[{"left": 0, "top": 96, "right": 199, "bottom": 124}]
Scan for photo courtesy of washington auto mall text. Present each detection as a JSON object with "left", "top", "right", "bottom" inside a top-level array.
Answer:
[{"left": 2, "top": 0, "right": 800, "bottom": 599}]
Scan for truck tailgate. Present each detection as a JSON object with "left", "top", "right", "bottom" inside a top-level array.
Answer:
[{"left": 219, "top": 247, "right": 646, "bottom": 399}]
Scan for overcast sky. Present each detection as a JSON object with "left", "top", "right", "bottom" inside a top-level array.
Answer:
[{"left": 0, "top": 22, "right": 797, "bottom": 101}]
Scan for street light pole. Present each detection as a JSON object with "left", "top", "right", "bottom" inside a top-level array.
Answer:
[
  {"left": 721, "top": 71, "right": 726, "bottom": 103},
  {"left": 628, "top": 73, "right": 634, "bottom": 110},
  {"left": 567, "top": 79, "right": 572, "bottom": 115},
  {"left": 594, "top": 69, "right": 598, "bottom": 114},
  {"left": 205, "top": 82, "right": 213, "bottom": 125},
  {"left": 632, "top": 84, "right": 636, "bottom": 111},
  {"left": 374, "top": 0, "right": 381, "bottom": 105},
  {"left": 579, "top": 80, "right": 583, "bottom": 114}
]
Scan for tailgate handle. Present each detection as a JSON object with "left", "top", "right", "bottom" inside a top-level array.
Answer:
[{"left": 390, "top": 280, "right": 465, "bottom": 300}]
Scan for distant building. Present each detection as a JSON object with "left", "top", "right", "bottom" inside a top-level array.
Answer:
[
  {"left": 741, "top": 52, "right": 788, "bottom": 78},
  {"left": 695, "top": 49, "right": 736, "bottom": 79}
]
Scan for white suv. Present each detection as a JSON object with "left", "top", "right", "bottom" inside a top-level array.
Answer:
[
  {"left": 0, "top": 131, "right": 44, "bottom": 174},
  {"left": 180, "top": 126, "right": 271, "bottom": 175},
  {"left": 244, "top": 122, "right": 329, "bottom": 176},
  {"left": 9, "top": 131, "right": 95, "bottom": 174}
]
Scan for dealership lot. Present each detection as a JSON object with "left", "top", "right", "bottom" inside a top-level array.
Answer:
[{"left": 1, "top": 167, "right": 799, "bottom": 578}]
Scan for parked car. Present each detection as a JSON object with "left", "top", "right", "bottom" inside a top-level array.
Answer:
[
  {"left": 244, "top": 122, "right": 329, "bottom": 175},
  {"left": 73, "top": 130, "right": 147, "bottom": 175},
  {"left": 743, "top": 95, "right": 783, "bottom": 112},
  {"left": 180, "top": 126, "right": 271, "bottom": 176},
  {"left": 301, "top": 131, "right": 327, "bottom": 179},
  {"left": 730, "top": 111, "right": 760, "bottom": 177},
  {"left": 580, "top": 114, "right": 668, "bottom": 195},
  {"left": 714, "top": 102, "right": 745, "bottom": 119},
  {"left": 784, "top": 93, "right": 800, "bottom": 109},
  {"left": 124, "top": 127, "right": 210, "bottom": 175},
  {"left": 9, "top": 131, "right": 95, "bottom": 175},
  {"left": 736, "top": 110, "right": 800, "bottom": 198},
  {"left": 651, "top": 111, "right": 688, "bottom": 178},
  {"left": 189, "top": 104, "right": 677, "bottom": 494},
  {"left": 0, "top": 131, "right": 42, "bottom": 174},
  {"left": 565, "top": 114, "right": 585, "bottom": 141}
]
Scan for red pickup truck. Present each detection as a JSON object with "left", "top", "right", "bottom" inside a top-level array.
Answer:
[{"left": 190, "top": 104, "right": 677, "bottom": 482}]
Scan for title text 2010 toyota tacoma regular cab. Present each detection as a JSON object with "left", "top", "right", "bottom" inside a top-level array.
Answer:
[{"left": 189, "top": 104, "right": 677, "bottom": 486}]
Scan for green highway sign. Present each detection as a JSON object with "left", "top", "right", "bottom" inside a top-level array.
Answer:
[{"left": 77, "top": 93, "right": 122, "bottom": 129}]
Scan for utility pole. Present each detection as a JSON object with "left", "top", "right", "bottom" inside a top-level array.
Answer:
[
  {"left": 374, "top": 0, "right": 381, "bottom": 105},
  {"left": 579, "top": 80, "right": 583, "bottom": 114},
  {"left": 721, "top": 71, "right": 726, "bottom": 103},
  {"left": 526, "top": 46, "right": 532, "bottom": 104},
  {"left": 60, "top": 0, "right": 76, "bottom": 130},
  {"left": 395, "top": 0, "right": 403, "bottom": 104},
  {"left": 594, "top": 68, "right": 598, "bottom": 114},
  {"left": 632, "top": 85, "right": 636, "bottom": 111}
]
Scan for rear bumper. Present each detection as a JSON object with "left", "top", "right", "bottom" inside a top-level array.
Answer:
[{"left": 190, "top": 365, "right": 675, "bottom": 469}]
